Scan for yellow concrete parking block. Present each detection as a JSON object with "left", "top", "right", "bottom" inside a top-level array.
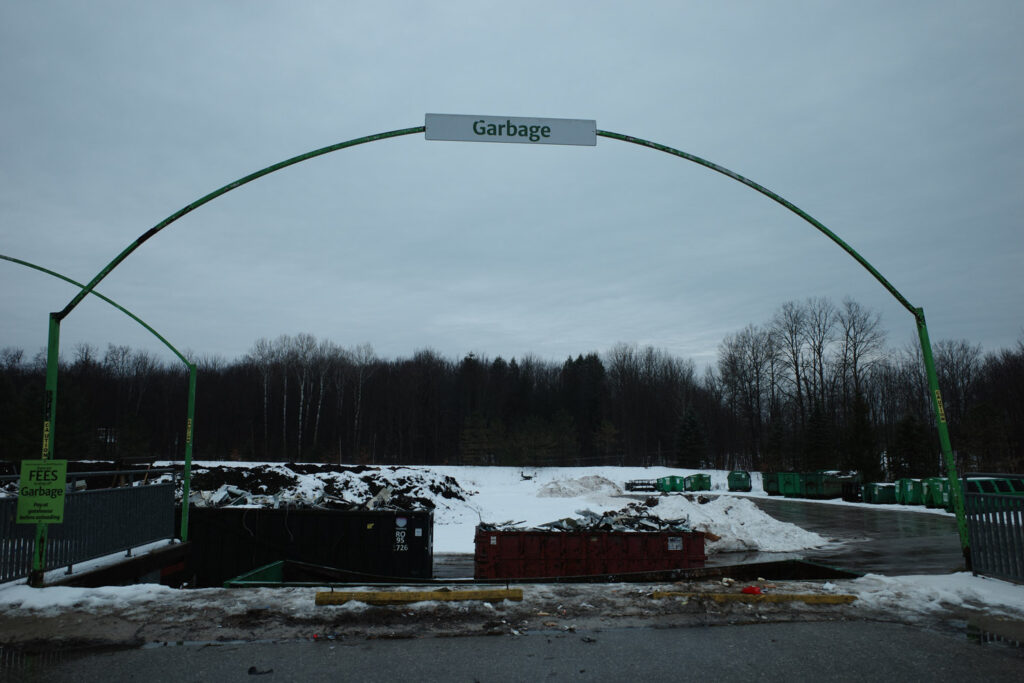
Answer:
[{"left": 315, "top": 588, "right": 523, "bottom": 606}]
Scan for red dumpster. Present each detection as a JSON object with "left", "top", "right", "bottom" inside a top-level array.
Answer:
[{"left": 473, "top": 527, "right": 706, "bottom": 580}]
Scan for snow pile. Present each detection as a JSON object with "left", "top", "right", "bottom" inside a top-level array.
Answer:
[
  {"left": 649, "top": 496, "right": 826, "bottom": 553},
  {"left": 844, "top": 572, "right": 1024, "bottom": 619},
  {"left": 415, "top": 466, "right": 825, "bottom": 554},
  {"left": 536, "top": 475, "right": 622, "bottom": 498},
  {"left": 0, "top": 583, "right": 179, "bottom": 617}
]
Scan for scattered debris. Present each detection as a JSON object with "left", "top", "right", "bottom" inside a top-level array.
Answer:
[
  {"left": 182, "top": 464, "right": 474, "bottom": 512},
  {"left": 478, "top": 503, "right": 692, "bottom": 533}
]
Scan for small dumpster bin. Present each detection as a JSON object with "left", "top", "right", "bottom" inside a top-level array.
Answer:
[
  {"left": 685, "top": 473, "right": 711, "bottom": 492},
  {"left": 895, "top": 478, "right": 925, "bottom": 505},
  {"left": 922, "top": 477, "right": 954, "bottom": 511},
  {"left": 867, "top": 483, "right": 897, "bottom": 504},
  {"left": 728, "top": 470, "right": 752, "bottom": 492},
  {"left": 762, "top": 472, "right": 780, "bottom": 496}
]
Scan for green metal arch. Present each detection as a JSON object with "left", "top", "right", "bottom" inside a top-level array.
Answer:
[
  {"left": 56, "top": 126, "right": 426, "bottom": 321},
  {"left": 3, "top": 253, "right": 197, "bottom": 544},
  {"left": 596, "top": 131, "right": 917, "bottom": 316},
  {"left": 38, "top": 122, "right": 967, "bottom": 571},
  {"left": 2, "top": 253, "right": 190, "bottom": 366}
]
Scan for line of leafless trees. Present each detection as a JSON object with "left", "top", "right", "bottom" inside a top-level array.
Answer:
[{"left": 1, "top": 297, "right": 1020, "bottom": 475}]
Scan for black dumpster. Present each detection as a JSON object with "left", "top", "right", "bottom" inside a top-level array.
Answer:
[{"left": 182, "top": 507, "right": 433, "bottom": 587}]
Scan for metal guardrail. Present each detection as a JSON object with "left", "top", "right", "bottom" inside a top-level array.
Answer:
[
  {"left": 0, "top": 483, "right": 174, "bottom": 584},
  {"left": 963, "top": 473, "right": 1024, "bottom": 585}
]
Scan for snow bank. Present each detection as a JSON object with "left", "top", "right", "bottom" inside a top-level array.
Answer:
[
  {"left": 843, "top": 572, "right": 1024, "bottom": 619},
  {"left": 646, "top": 496, "right": 826, "bottom": 553}
]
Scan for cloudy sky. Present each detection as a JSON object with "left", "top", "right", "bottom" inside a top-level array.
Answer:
[{"left": 1, "top": 1, "right": 1021, "bottom": 369}]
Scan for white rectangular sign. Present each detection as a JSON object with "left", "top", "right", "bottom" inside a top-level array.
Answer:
[{"left": 425, "top": 113, "right": 596, "bottom": 146}]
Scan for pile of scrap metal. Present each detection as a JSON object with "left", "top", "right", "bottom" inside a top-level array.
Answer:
[
  {"left": 624, "top": 479, "right": 659, "bottom": 492},
  {"left": 188, "top": 482, "right": 437, "bottom": 512},
  {"left": 477, "top": 506, "right": 693, "bottom": 533}
]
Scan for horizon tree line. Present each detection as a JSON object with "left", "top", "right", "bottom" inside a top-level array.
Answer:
[{"left": 1, "top": 297, "right": 1020, "bottom": 477}]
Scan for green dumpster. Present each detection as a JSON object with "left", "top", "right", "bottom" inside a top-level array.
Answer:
[
  {"left": 895, "top": 478, "right": 925, "bottom": 505},
  {"left": 802, "top": 472, "right": 843, "bottom": 500},
  {"left": 728, "top": 470, "right": 752, "bottom": 492},
  {"left": 922, "top": 477, "right": 951, "bottom": 510},
  {"left": 762, "top": 472, "right": 780, "bottom": 496},
  {"left": 685, "top": 473, "right": 711, "bottom": 491},
  {"left": 656, "top": 477, "right": 673, "bottom": 493},
  {"left": 779, "top": 472, "right": 805, "bottom": 498},
  {"left": 668, "top": 475, "right": 686, "bottom": 492},
  {"left": 867, "top": 483, "right": 897, "bottom": 504}
]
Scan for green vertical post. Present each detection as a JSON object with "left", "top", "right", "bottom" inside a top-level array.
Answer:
[
  {"left": 180, "top": 363, "right": 196, "bottom": 542},
  {"left": 31, "top": 313, "right": 61, "bottom": 586},
  {"left": 915, "top": 307, "right": 970, "bottom": 566},
  {"left": 42, "top": 313, "right": 60, "bottom": 459}
]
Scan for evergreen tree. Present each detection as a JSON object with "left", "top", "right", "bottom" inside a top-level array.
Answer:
[{"left": 676, "top": 408, "right": 707, "bottom": 468}]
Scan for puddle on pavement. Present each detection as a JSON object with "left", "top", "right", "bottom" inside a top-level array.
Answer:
[
  {"left": 966, "top": 616, "right": 1024, "bottom": 650},
  {"left": 0, "top": 643, "right": 134, "bottom": 681}
]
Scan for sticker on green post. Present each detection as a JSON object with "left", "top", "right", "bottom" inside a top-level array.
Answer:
[{"left": 16, "top": 460, "right": 67, "bottom": 524}]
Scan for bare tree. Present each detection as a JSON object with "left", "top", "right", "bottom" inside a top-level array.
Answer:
[
  {"left": 275, "top": 334, "right": 295, "bottom": 460},
  {"left": 310, "top": 338, "right": 336, "bottom": 455},
  {"left": 245, "top": 337, "right": 275, "bottom": 458},
  {"left": 934, "top": 339, "right": 983, "bottom": 428},
  {"left": 801, "top": 297, "right": 837, "bottom": 411},
  {"left": 837, "top": 297, "right": 886, "bottom": 406},
  {"left": 771, "top": 300, "right": 809, "bottom": 429},
  {"left": 292, "top": 333, "right": 318, "bottom": 460},
  {"left": 0, "top": 347, "right": 24, "bottom": 371},
  {"left": 350, "top": 343, "right": 376, "bottom": 462}
]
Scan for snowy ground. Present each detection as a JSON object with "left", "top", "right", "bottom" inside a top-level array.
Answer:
[
  {"left": 1, "top": 464, "right": 1022, "bottom": 650},
  {"left": 154, "top": 462, "right": 955, "bottom": 553}
]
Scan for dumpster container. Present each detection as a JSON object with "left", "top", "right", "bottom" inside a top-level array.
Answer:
[
  {"left": 867, "top": 483, "right": 897, "bottom": 504},
  {"left": 762, "top": 472, "right": 780, "bottom": 496},
  {"left": 779, "top": 472, "right": 804, "bottom": 498},
  {"left": 727, "top": 470, "right": 752, "bottom": 492},
  {"left": 923, "top": 477, "right": 952, "bottom": 511},
  {"left": 803, "top": 472, "right": 843, "bottom": 500},
  {"left": 474, "top": 528, "right": 706, "bottom": 580},
  {"left": 185, "top": 507, "right": 433, "bottom": 587},
  {"left": 861, "top": 483, "right": 874, "bottom": 504},
  {"left": 685, "top": 473, "right": 711, "bottom": 492},
  {"left": 656, "top": 477, "right": 673, "bottom": 493},
  {"left": 839, "top": 472, "right": 863, "bottom": 502},
  {"left": 668, "top": 475, "right": 687, "bottom": 492},
  {"left": 895, "top": 478, "right": 925, "bottom": 505}
]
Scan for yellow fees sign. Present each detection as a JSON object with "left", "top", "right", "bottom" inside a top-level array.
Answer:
[{"left": 16, "top": 459, "right": 67, "bottom": 524}]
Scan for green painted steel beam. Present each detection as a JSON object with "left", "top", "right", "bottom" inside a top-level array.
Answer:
[
  {"left": 55, "top": 126, "right": 426, "bottom": 322},
  {"left": 596, "top": 130, "right": 916, "bottom": 315},
  {"left": 2, "top": 254, "right": 189, "bottom": 366},
  {"left": 3, "top": 253, "right": 198, "bottom": 559},
  {"left": 596, "top": 130, "right": 967, "bottom": 560}
]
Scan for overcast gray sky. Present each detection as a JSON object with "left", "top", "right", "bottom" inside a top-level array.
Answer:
[{"left": 2, "top": 1, "right": 1021, "bottom": 369}]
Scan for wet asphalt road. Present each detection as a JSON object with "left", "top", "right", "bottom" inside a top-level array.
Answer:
[
  {"left": 25, "top": 620, "right": 1023, "bottom": 682},
  {"left": 748, "top": 497, "right": 965, "bottom": 575}
]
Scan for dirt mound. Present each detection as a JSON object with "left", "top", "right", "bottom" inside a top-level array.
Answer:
[{"left": 185, "top": 464, "right": 473, "bottom": 512}]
